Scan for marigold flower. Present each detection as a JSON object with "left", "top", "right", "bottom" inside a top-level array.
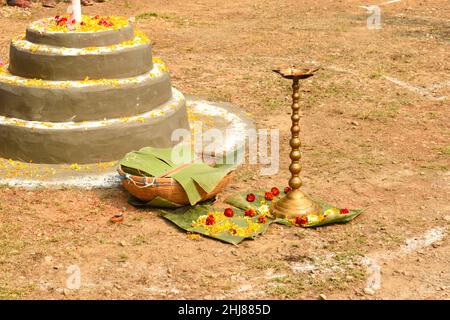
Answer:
[
  {"left": 257, "top": 204, "right": 270, "bottom": 216},
  {"left": 224, "top": 208, "right": 234, "bottom": 217},
  {"left": 245, "top": 209, "right": 256, "bottom": 217},
  {"left": 271, "top": 187, "right": 280, "bottom": 196},
  {"left": 265, "top": 192, "right": 274, "bottom": 201},
  {"left": 294, "top": 216, "right": 308, "bottom": 226},
  {"left": 205, "top": 214, "right": 215, "bottom": 225},
  {"left": 340, "top": 208, "right": 349, "bottom": 214},
  {"left": 284, "top": 186, "right": 291, "bottom": 194},
  {"left": 229, "top": 228, "right": 237, "bottom": 235},
  {"left": 246, "top": 193, "right": 256, "bottom": 202},
  {"left": 258, "top": 215, "right": 268, "bottom": 224}
]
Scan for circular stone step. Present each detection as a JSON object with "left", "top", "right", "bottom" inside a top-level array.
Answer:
[
  {"left": 0, "top": 60, "right": 171, "bottom": 122},
  {"left": 26, "top": 18, "right": 134, "bottom": 48},
  {"left": 9, "top": 34, "right": 152, "bottom": 80},
  {"left": 0, "top": 89, "right": 189, "bottom": 164},
  {"left": 0, "top": 98, "right": 255, "bottom": 189}
]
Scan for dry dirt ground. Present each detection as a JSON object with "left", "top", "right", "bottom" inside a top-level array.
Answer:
[{"left": 0, "top": 0, "right": 449, "bottom": 300}]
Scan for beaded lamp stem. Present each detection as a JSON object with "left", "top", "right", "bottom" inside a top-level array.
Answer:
[{"left": 270, "top": 66, "right": 321, "bottom": 219}]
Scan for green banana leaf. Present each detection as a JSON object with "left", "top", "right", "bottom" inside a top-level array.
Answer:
[
  {"left": 160, "top": 205, "right": 273, "bottom": 245},
  {"left": 224, "top": 187, "right": 284, "bottom": 210}
]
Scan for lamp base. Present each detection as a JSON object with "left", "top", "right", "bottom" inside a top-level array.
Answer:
[{"left": 270, "top": 189, "right": 322, "bottom": 219}]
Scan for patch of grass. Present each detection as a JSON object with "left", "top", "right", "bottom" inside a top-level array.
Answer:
[
  {"left": 135, "top": 11, "right": 200, "bottom": 27},
  {"left": 419, "top": 163, "right": 448, "bottom": 171},
  {"left": 346, "top": 267, "right": 367, "bottom": 281},
  {"left": 369, "top": 71, "right": 384, "bottom": 79},
  {"left": 435, "top": 146, "right": 450, "bottom": 156},
  {"left": 0, "top": 286, "right": 26, "bottom": 299},
  {"left": 358, "top": 154, "right": 387, "bottom": 167},
  {"left": 135, "top": 12, "right": 161, "bottom": 20},
  {"left": 264, "top": 98, "right": 284, "bottom": 111},
  {"left": 118, "top": 253, "right": 128, "bottom": 263},
  {"left": 266, "top": 284, "right": 301, "bottom": 298},
  {"left": 234, "top": 168, "right": 256, "bottom": 182},
  {"left": 132, "top": 234, "right": 148, "bottom": 246},
  {"left": 248, "top": 258, "right": 288, "bottom": 272},
  {"left": 266, "top": 274, "right": 308, "bottom": 298},
  {"left": 333, "top": 248, "right": 364, "bottom": 263},
  {"left": 98, "top": 190, "right": 117, "bottom": 202},
  {"left": 426, "top": 111, "right": 440, "bottom": 119},
  {"left": 357, "top": 102, "right": 400, "bottom": 122},
  {"left": 122, "top": 0, "right": 132, "bottom": 8}
]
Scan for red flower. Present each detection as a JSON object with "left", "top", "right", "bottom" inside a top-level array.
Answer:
[
  {"left": 265, "top": 192, "right": 274, "bottom": 201},
  {"left": 80, "top": 21, "right": 86, "bottom": 26},
  {"left": 205, "top": 214, "right": 215, "bottom": 225},
  {"left": 245, "top": 209, "right": 256, "bottom": 217},
  {"left": 284, "top": 186, "right": 292, "bottom": 194},
  {"left": 258, "top": 215, "right": 268, "bottom": 224},
  {"left": 229, "top": 228, "right": 237, "bottom": 235},
  {"left": 93, "top": 15, "right": 100, "bottom": 20},
  {"left": 340, "top": 208, "right": 349, "bottom": 214},
  {"left": 54, "top": 15, "right": 60, "bottom": 20},
  {"left": 271, "top": 187, "right": 280, "bottom": 196},
  {"left": 224, "top": 208, "right": 234, "bottom": 218},
  {"left": 246, "top": 193, "right": 256, "bottom": 202},
  {"left": 294, "top": 216, "right": 308, "bottom": 226}
]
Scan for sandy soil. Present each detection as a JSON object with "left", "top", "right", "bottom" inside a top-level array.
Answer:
[{"left": 0, "top": 0, "right": 449, "bottom": 300}]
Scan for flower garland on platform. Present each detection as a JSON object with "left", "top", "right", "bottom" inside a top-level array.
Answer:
[{"left": 29, "top": 15, "right": 129, "bottom": 33}]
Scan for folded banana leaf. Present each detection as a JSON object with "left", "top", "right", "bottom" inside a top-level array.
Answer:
[{"left": 120, "top": 145, "right": 236, "bottom": 205}]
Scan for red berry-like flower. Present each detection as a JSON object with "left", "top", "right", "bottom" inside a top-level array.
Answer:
[
  {"left": 340, "top": 208, "right": 349, "bottom": 214},
  {"left": 284, "top": 186, "right": 291, "bottom": 194},
  {"left": 294, "top": 216, "right": 308, "bottom": 226},
  {"left": 246, "top": 193, "right": 256, "bottom": 202},
  {"left": 54, "top": 15, "right": 60, "bottom": 20},
  {"left": 258, "top": 215, "right": 268, "bottom": 224},
  {"left": 205, "top": 214, "right": 215, "bottom": 225},
  {"left": 224, "top": 208, "right": 234, "bottom": 217},
  {"left": 93, "top": 15, "right": 100, "bottom": 19},
  {"left": 265, "top": 192, "right": 274, "bottom": 201},
  {"left": 271, "top": 187, "right": 280, "bottom": 196},
  {"left": 80, "top": 21, "right": 86, "bottom": 26},
  {"left": 245, "top": 209, "right": 256, "bottom": 217}
]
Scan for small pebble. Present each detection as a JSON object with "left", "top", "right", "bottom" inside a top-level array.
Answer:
[{"left": 364, "top": 288, "right": 375, "bottom": 295}]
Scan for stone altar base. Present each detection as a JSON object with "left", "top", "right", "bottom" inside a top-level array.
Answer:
[{"left": 0, "top": 99, "right": 255, "bottom": 189}]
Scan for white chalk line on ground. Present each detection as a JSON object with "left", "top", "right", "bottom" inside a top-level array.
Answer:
[
  {"left": 256, "top": 56, "right": 449, "bottom": 101},
  {"left": 383, "top": 76, "right": 447, "bottom": 101},
  {"left": 363, "top": 227, "right": 447, "bottom": 293},
  {"left": 328, "top": 64, "right": 448, "bottom": 101}
]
